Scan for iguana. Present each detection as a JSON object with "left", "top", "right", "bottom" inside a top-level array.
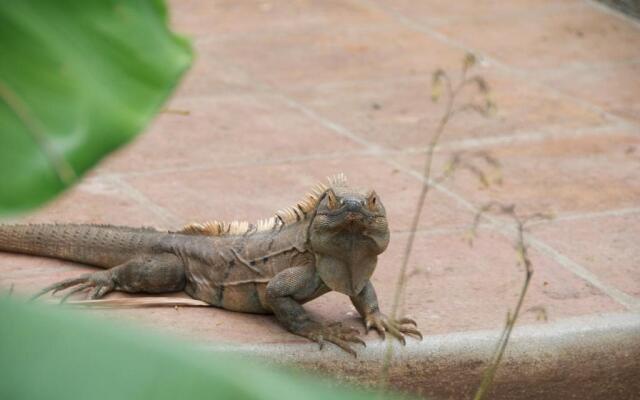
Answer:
[{"left": 0, "top": 174, "right": 421, "bottom": 355}]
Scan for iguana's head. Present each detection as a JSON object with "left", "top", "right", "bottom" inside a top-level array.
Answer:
[{"left": 309, "top": 179, "right": 390, "bottom": 296}]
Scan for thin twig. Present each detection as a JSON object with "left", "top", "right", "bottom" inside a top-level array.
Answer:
[
  {"left": 55, "top": 297, "right": 209, "bottom": 308},
  {"left": 470, "top": 205, "right": 551, "bottom": 400},
  {"left": 379, "top": 54, "right": 495, "bottom": 387},
  {"left": 7, "top": 284, "right": 14, "bottom": 298},
  {"left": 161, "top": 108, "right": 190, "bottom": 115}
]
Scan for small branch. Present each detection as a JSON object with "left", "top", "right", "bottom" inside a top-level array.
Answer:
[
  {"left": 470, "top": 204, "right": 551, "bottom": 400},
  {"left": 379, "top": 53, "right": 496, "bottom": 387},
  {"left": 473, "top": 268, "right": 532, "bottom": 400},
  {"left": 4, "top": 284, "right": 15, "bottom": 298},
  {"left": 161, "top": 108, "right": 190, "bottom": 116},
  {"left": 56, "top": 297, "right": 209, "bottom": 308}
]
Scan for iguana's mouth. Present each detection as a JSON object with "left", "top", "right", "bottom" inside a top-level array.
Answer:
[
  {"left": 343, "top": 212, "right": 366, "bottom": 232},
  {"left": 315, "top": 209, "right": 377, "bottom": 233},
  {"left": 318, "top": 208, "right": 377, "bottom": 219},
  {"left": 344, "top": 211, "right": 364, "bottom": 222}
]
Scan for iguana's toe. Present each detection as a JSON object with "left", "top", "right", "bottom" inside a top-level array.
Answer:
[
  {"left": 303, "top": 322, "right": 365, "bottom": 357},
  {"left": 60, "top": 282, "right": 94, "bottom": 303},
  {"left": 31, "top": 276, "right": 88, "bottom": 300},
  {"left": 31, "top": 270, "right": 115, "bottom": 303},
  {"left": 398, "top": 317, "right": 418, "bottom": 327},
  {"left": 88, "top": 285, "right": 112, "bottom": 299},
  {"left": 399, "top": 326, "right": 423, "bottom": 340},
  {"left": 364, "top": 311, "right": 423, "bottom": 343}
]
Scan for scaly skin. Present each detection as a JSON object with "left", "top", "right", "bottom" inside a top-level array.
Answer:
[{"left": 0, "top": 176, "right": 421, "bottom": 355}]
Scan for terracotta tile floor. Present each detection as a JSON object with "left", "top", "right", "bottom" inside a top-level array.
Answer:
[{"left": 2, "top": 0, "right": 639, "bottom": 345}]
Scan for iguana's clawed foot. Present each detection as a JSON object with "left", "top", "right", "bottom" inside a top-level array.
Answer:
[
  {"left": 301, "top": 321, "right": 366, "bottom": 357},
  {"left": 364, "top": 311, "right": 422, "bottom": 345},
  {"left": 31, "top": 270, "right": 115, "bottom": 303}
]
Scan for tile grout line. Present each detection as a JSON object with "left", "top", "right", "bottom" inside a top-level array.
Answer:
[
  {"left": 97, "top": 149, "right": 377, "bottom": 179},
  {"left": 390, "top": 225, "right": 470, "bottom": 237},
  {"left": 273, "top": 94, "right": 384, "bottom": 151},
  {"left": 176, "top": 54, "right": 640, "bottom": 95},
  {"left": 584, "top": 0, "right": 640, "bottom": 30},
  {"left": 99, "top": 175, "right": 181, "bottom": 227},
  {"left": 188, "top": 0, "right": 640, "bottom": 130},
  {"left": 528, "top": 207, "right": 640, "bottom": 226},
  {"left": 386, "top": 158, "right": 640, "bottom": 312},
  {"left": 416, "top": 2, "right": 586, "bottom": 29},
  {"left": 241, "top": 72, "right": 640, "bottom": 312},
  {"left": 532, "top": 56, "right": 640, "bottom": 78},
  {"left": 196, "top": 24, "right": 394, "bottom": 46},
  {"left": 94, "top": 120, "right": 625, "bottom": 180},
  {"left": 171, "top": 81, "right": 631, "bottom": 148},
  {"left": 175, "top": 42, "right": 640, "bottom": 310},
  {"left": 358, "top": 0, "right": 640, "bottom": 134},
  {"left": 408, "top": 123, "right": 628, "bottom": 153},
  {"left": 528, "top": 237, "right": 640, "bottom": 312},
  {"left": 348, "top": 0, "right": 640, "bottom": 310}
]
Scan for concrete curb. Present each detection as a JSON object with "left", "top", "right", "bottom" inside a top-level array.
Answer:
[{"left": 203, "top": 313, "right": 640, "bottom": 399}]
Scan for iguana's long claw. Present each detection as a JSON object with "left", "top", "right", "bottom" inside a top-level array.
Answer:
[
  {"left": 365, "top": 312, "right": 422, "bottom": 344},
  {"left": 31, "top": 271, "right": 115, "bottom": 302},
  {"left": 89, "top": 285, "right": 113, "bottom": 299},
  {"left": 345, "top": 336, "right": 366, "bottom": 348},
  {"left": 60, "top": 283, "right": 92, "bottom": 303},
  {"left": 385, "top": 323, "right": 406, "bottom": 345},
  {"left": 373, "top": 319, "right": 386, "bottom": 340},
  {"left": 400, "top": 326, "right": 423, "bottom": 340},
  {"left": 52, "top": 275, "right": 91, "bottom": 295},
  {"left": 399, "top": 318, "right": 418, "bottom": 327},
  {"left": 30, "top": 276, "right": 88, "bottom": 301},
  {"left": 332, "top": 338, "right": 358, "bottom": 357},
  {"left": 303, "top": 321, "right": 363, "bottom": 357},
  {"left": 329, "top": 322, "right": 359, "bottom": 335}
]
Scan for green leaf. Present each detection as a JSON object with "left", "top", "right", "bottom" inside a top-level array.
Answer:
[
  {"left": 0, "top": 297, "right": 399, "bottom": 400},
  {"left": 0, "top": 0, "right": 192, "bottom": 215}
]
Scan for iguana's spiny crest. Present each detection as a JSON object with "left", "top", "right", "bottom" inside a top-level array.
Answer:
[{"left": 180, "top": 173, "right": 349, "bottom": 237}]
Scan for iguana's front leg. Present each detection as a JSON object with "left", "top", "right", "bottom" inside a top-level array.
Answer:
[
  {"left": 265, "top": 266, "right": 365, "bottom": 356},
  {"left": 350, "top": 280, "right": 422, "bottom": 344}
]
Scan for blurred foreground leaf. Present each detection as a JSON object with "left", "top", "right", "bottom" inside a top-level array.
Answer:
[
  {"left": 0, "top": 298, "right": 398, "bottom": 400},
  {"left": 0, "top": 0, "right": 192, "bottom": 215}
]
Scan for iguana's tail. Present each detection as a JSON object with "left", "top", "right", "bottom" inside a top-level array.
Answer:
[{"left": 0, "top": 224, "right": 166, "bottom": 268}]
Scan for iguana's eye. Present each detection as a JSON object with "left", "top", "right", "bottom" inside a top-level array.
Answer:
[
  {"left": 366, "top": 190, "right": 378, "bottom": 211},
  {"left": 326, "top": 189, "right": 340, "bottom": 210}
]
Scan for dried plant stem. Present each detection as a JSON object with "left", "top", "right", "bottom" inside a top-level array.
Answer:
[
  {"left": 161, "top": 107, "right": 190, "bottom": 115},
  {"left": 4, "top": 284, "right": 15, "bottom": 298},
  {"left": 62, "top": 297, "right": 209, "bottom": 308},
  {"left": 389, "top": 85, "right": 456, "bottom": 321},
  {"left": 379, "top": 63, "right": 475, "bottom": 387},
  {"left": 378, "top": 54, "right": 497, "bottom": 388},
  {"left": 379, "top": 96, "right": 450, "bottom": 388},
  {"left": 470, "top": 206, "right": 549, "bottom": 400},
  {"left": 473, "top": 260, "right": 531, "bottom": 400}
]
